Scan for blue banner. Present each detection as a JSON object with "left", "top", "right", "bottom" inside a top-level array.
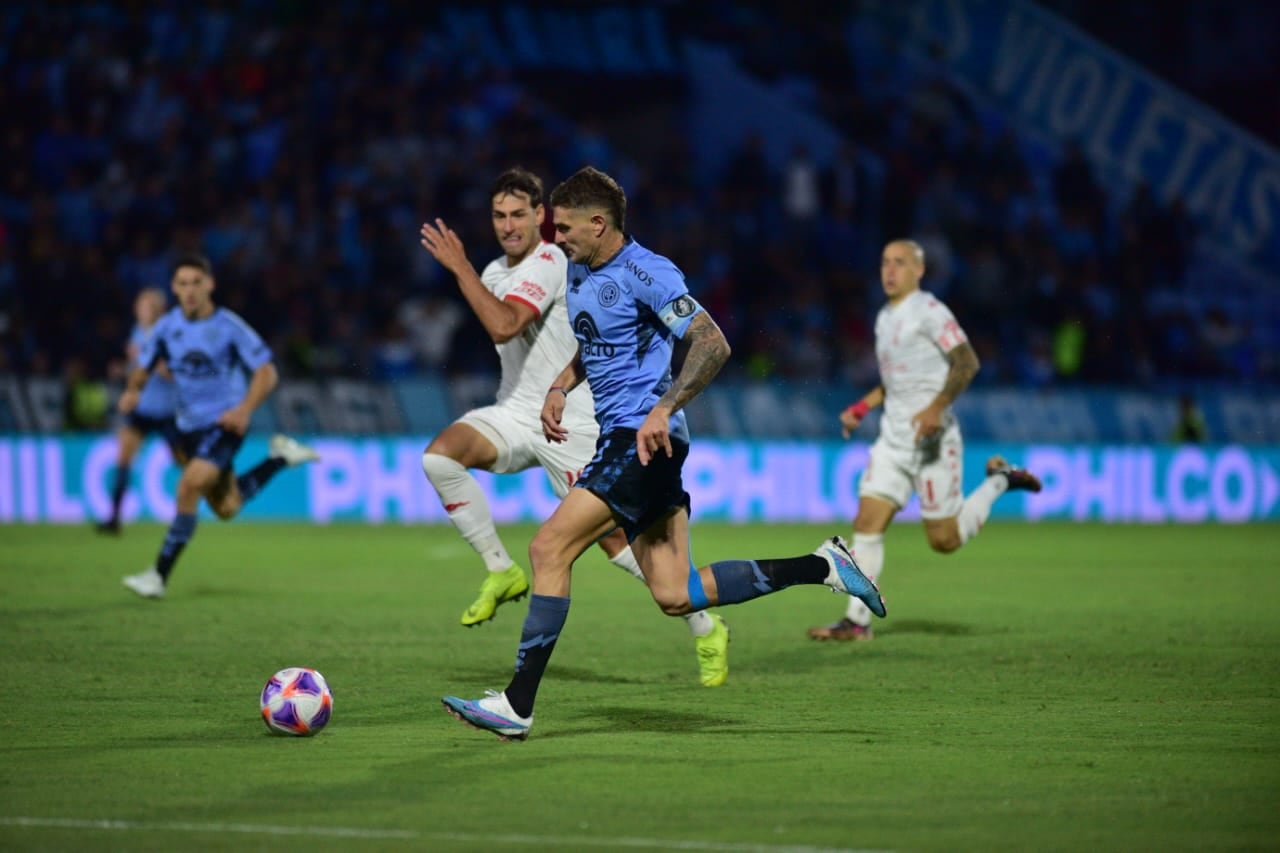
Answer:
[
  {"left": 897, "top": 0, "right": 1280, "bottom": 267},
  {"left": 2, "top": 436, "right": 1277, "bottom": 525}
]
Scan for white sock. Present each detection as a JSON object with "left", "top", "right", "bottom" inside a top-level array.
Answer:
[
  {"left": 610, "top": 546, "right": 713, "bottom": 637},
  {"left": 844, "top": 533, "right": 885, "bottom": 627},
  {"left": 957, "top": 475, "right": 1008, "bottom": 545},
  {"left": 421, "top": 452, "right": 512, "bottom": 572}
]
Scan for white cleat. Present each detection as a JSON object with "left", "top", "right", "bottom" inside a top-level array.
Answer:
[
  {"left": 269, "top": 434, "right": 320, "bottom": 467},
  {"left": 441, "top": 690, "right": 533, "bottom": 741},
  {"left": 123, "top": 567, "right": 165, "bottom": 599}
]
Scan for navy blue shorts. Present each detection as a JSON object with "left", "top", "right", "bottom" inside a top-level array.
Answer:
[
  {"left": 126, "top": 411, "right": 181, "bottom": 453},
  {"left": 576, "top": 428, "right": 691, "bottom": 542},
  {"left": 178, "top": 425, "right": 245, "bottom": 472}
]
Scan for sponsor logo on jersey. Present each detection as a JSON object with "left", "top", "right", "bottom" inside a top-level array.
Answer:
[
  {"left": 623, "top": 259, "right": 653, "bottom": 284},
  {"left": 570, "top": 276, "right": 582, "bottom": 294},
  {"left": 573, "top": 311, "right": 616, "bottom": 357},
  {"left": 175, "top": 350, "right": 219, "bottom": 379},
  {"left": 598, "top": 282, "right": 620, "bottom": 308},
  {"left": 514, "top": 280, "right": 547, "bottom": 302},
  {"left": 539, "top": 251, "right": 554, "bottom": 261}
]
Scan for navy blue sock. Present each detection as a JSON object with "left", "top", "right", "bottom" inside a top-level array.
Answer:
[
  {"left": 710, "top": 555, "right": 828, "bottom": 605},
  {"left": 504, "top": 594, "right": 571, "bottom": 719},
  {"left": 155, "top": 512, "right": 198, "bottom": 581},
  {"left": 108, "top": 464, "right": 131, "bottom": 521},
  {"left": 236, "top": 458, "right": 287, "bottom": 503}
]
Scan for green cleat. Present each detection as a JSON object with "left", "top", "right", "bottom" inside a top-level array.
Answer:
[
  {"left": 694, "top": 614, "right": 730, "bottom": 687},
  {"left": 461, "top": 564, "right": 530, "bottom": 627}
]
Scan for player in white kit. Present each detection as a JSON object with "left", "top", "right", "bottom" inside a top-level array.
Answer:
[
  {"left": 419, "top": 168, "right": 729, "bottom": 686},
  {"left": 808, "top": 239, "right": 1042, "bottom": 641}
]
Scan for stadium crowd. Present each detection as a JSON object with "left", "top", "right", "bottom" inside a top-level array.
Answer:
[{"left": 1, "top": 0, "right": 1272, "bottom": 412}]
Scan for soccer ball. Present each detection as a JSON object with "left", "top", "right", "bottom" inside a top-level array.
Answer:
[{"left": 260, "top": 667, "right": 333, "bottom": 736}]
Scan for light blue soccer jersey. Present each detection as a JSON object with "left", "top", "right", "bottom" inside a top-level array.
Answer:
[
  {"left": 129, "top": 322, "right": 176, "bottom": 418},
  {"left": 565, "top": 238, "right": 702, "bottom": 440},
  {"left": 140, "top": 307, "right": 272, "bottom": 432}
]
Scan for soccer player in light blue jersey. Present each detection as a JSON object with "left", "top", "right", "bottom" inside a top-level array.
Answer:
[
  {"left": 97, "top": 287, "right": 182, "bottom": 534},
  {"left": 118, "top": 254, "right": 319, "bottom": 599},
  {"left": 442, "top": 167, "right": 887, "bottom": 740},
  {"left": 419, "top": 168, "right": 730, "bottom": 688}
]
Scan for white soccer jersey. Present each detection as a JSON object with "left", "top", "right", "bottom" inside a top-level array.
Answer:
[
  {"left": 874, "top": 289, "right": 968, "bottom": 449},
  {"left": 479, "top": 242, "right": 595, "bottom": 425}
]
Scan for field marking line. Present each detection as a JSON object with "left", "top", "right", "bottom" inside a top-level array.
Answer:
[
  {"left": 0, "top": 817, "right": 890, "bottom": 852},
  {"left": 0, "top": 817, "right": 416, "bottom": 840}
]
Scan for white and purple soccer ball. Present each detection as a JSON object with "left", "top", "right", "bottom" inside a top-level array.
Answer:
[{"left": 260, "top": 667, "right": 333, "bottom": 736}]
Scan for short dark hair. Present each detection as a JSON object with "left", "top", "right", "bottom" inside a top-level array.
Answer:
[
  {"left": 490, "top": 167, "right": 544, "bottom": 209},
  {"left": 549, "top": 166, "right": 626, "bottom": 231},
  {"left": 171, "top": 252, "right": 214, "bottom": 278}
]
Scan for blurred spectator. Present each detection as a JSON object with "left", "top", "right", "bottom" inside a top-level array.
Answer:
[
  {"left": 1170, "top": 393, "right": 1208, "bottom": 443},
  {"left": 62, "top": 356, "right": 108, "bottom": 430},
  {"left": 0, "top": 0, "right": 1272, "bottom": 393}
]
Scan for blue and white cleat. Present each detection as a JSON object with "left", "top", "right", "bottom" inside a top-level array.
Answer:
[
  {"left": 816, "top": 536, "right": 886, "bottom": 618},
  {"left": 441, "top": 690, "right": 532, "bottom": 741}
]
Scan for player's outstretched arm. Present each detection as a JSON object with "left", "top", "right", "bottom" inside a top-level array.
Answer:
[{"left": 420, "top": 218, "right": 535, "bottom": 344}]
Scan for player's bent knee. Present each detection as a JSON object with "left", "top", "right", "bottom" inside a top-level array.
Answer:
[
  {"left": 927, "top": 532, "right": 962, "bottom": 553},
  {"left": 421, "top": 452, "right": 464, "bottom": 486},
  {"left": 528, "top": 529, "right": 574, "bottom": 574},
  {"left": 176, "top": 478, "right": 206, "bottom": 505}
]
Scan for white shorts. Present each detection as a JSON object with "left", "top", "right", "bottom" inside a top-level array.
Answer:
[
  {"left": 859, "top": 421, "right": 964, "bottom": 519},
  {"left": 459, "top": 404, "right": 600, "bottom": 499}
]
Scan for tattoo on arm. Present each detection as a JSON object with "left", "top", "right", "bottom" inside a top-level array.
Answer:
[
  {"left": 937, "top": 342, "right": 980, "bottom": 406},
  {"left": 656, "top": 313, "right": 731, "bottom": 414}
]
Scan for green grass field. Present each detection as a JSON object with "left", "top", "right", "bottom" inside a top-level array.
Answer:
[{"left": 1, "top": 521, "right": 1278, "bottom": 852}]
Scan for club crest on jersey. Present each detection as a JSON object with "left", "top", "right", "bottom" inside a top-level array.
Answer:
[
  {"left": 598, "top": 282, "right": 620, "bottom": 308},
  {"left": 573, "top": 311, "right": 615, "bottom": 357}
]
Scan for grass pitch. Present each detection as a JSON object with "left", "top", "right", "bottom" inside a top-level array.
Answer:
[{"left": 1, "top": 521, "right": 1278, "bottom": 852}]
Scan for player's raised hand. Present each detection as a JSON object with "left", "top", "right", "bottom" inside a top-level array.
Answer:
[
  {"left": 911, "top": 402, "right": 943, "bottom": 444},
  {"left": 636, "top": 408, "right": 673, "bottom": 467},
  {"left": 419, "top": 219, "right": 470, "bottom": 276},
  {"left": 217, "top": 405, "right": 252, "bottom": 436},
  {"left": 540, "top": 388, "right": 570, "bottom": 444}
]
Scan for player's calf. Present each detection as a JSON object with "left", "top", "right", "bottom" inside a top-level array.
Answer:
[{"left": 642, "top": 569, "right": 697, "bottom": 615}]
